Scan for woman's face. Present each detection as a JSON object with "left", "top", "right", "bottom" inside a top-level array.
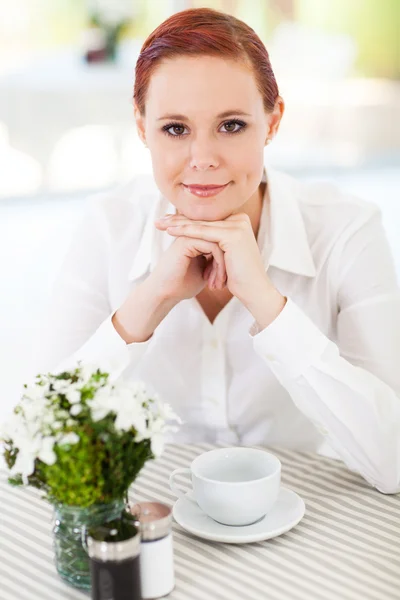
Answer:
[{"left": 136, "top": 55, "right": 280, "bottom": 221}]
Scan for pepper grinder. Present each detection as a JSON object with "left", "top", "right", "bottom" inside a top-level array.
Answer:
[
  {"left": 132, "top": 502, "right": 175, "bottom": 599},
  {"left": 87, "top": 512, "right": 142, "bottom": 600}
]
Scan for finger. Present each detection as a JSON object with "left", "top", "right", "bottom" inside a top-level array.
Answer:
[
  {"left": 155, "top": 218, "right": 234, "bottom": 234},
  {"left": 218, "top": 270, "right": 227, "bottom": 290},
  {"left": 201, "top": 252, "right": 225, "bottom": 290},
  {"left": 212, "top": 249, "right": 225, "bottom": 289},
  {"left": 207, "top": 266, "right": 214, "bottom": 289},
  {"left": 156, "top": 213, "right": 249, "bottom": 228},
  {"left": 166, "top": 223, "right": 229, "bottom": 244},
  {"left": 215, "top": 252, "right": 226, "bottom": 289},
  {"left": 209, "top": 262, "right": 217, "bottom": 290},
  {"left": 203, "top": 260, "right": 214, "bottom": 281},
  {"left": 180, "top": 237, "right": 226, "bottom": 284},
  {"left": 218, "top": 269, "right": 227, "bottom": 290}
]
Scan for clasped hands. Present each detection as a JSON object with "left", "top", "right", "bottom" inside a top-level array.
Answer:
[{"left": 155, "top": 212, "right": 287, "bottom": 330}]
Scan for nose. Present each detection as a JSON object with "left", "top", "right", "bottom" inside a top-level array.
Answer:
[{"left": 189, "top": 134, "right": 219, "bottom": 171}]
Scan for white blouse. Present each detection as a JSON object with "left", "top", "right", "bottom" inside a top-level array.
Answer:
[{"left": 36, "top": 166, "right": 400, "bottom": 494}]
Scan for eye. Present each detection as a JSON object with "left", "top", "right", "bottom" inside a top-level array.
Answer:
[
  {"left": 162, "top": 122, "right": 188, "bottom": 138},
  {"left": 220, "top": 119, "right": 247, "bottom": 134},
  {"left": 161, "top": 118, "right": 247, "bottom": 139}
]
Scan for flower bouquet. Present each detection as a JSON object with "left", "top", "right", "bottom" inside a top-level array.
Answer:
[{"left": 1, "top": 363, "right": 181, "bottom": 589}]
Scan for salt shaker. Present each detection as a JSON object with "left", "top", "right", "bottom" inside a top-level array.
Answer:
[
  {"left": 87, "top": 512, "right": 142, "bottom": 600},
  {"left": 133, "top": 502, "right": 175, "bottom": 599}
]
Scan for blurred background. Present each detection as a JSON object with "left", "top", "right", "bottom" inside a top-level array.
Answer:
[{"left": 1, "top": 0, "right": 399, "bottom": 420}]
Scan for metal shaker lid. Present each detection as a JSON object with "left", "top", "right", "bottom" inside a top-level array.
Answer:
[
  {"left": 132, "top": 502, "right": 172, "bottom": 541},
  {"left": 87, "top": 512, "right": 141, "bottom": 562}
]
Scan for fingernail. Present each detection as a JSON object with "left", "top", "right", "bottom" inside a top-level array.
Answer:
[{"left": 158, "top": 214, "right": 174, "bottom": 221}]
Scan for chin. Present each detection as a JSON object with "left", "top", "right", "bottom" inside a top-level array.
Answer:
[{"left": 182, "top": 203, "right": 232, "bottom": 222}]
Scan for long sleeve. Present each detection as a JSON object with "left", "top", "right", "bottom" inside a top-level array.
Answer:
[
  {"left": 252, "top": 210, "right": 400, "bottom": 494},
  {"left": 34, "top": 195, "right": 151, "bottom": 378}
]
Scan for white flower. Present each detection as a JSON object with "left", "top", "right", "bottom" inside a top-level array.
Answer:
[
  {"left": 112, "top": 386, "right": 146, "bottom": 432},
  {"left": 70, "top": 404, "right": 82, "bottom": 416},
  {"left": 8, "top": 429, "right": 56, "bottom": 478},
  {"left": 1, "top": 413, "right": 20, "bottom": 442},
  {"left": 87, "top": 382, "right": 147, "bottom": 432},
  {"left": 3, "top": 363, "right": 182, "bottom": 482},
  {"left": 56, "top": 410, "right": 70, "bottom": 420},
  {"left": 87, "top": 385, "right": 115, "bottom": 421},
  {"left": 42, "top": 412, "right": 57, "bottom": 425},
  {"left": 51, "top": 380, "right": 69, "bottom": 393},
  {"left": 86, "top": 380, "right": 181, "bottom": 449},
  {"left": 58, "top": 432, "right": 80, "bottom": 446},
  {"left": 150, "top": 433, "right": 164, "bottom": 457},
  {"left": 66, "top": 389, "right": 81, "bottom": 404},
  {"left": 23, "top": 382, "right": 50, "bottom": 402},
  {"left": 114, "top": 401, "right": 147, "bottom": 433},
  {"left": 158, "top": 402, "right": 183, "bottom": 425},
  {"left": 10, "top": 446, "right": 36, "bottom": 479},
  {"left": 146, "top": 415, "right": 164, "bottom": 435},
  {"left": 37, "top": 437, "right": 57, "bottom": 465},
  {"left": 3, "top": 412, "right": 40, "bottom": 450},
  {"left": 78, "top": 363, "right": 105, "bottom": 386}
]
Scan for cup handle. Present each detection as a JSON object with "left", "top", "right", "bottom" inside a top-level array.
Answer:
[{"left": 169, "top": 468, "right": 193, "bottom": 500}]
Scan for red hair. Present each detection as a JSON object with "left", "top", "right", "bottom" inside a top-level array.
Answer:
[{"left": 134, "top": 7, "right": 279, "bottom": 115}]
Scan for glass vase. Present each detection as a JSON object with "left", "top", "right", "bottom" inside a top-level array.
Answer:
[{"left": 52, "top": 499, "right": 125, "bottom": 589}]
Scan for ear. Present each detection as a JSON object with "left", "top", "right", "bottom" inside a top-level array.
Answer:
[
  {"left": 266, "top": 96, "right": 285, "bottom": 143},
  {"left": 134, "top": 101, "right": 147, "bottom": 146}
]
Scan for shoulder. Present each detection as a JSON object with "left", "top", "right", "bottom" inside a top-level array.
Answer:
[
  {"left": 83, "top": 174, "right": 160, "bottom": 238},
  {"left": 299, "top": 174, "right": 380, "bottom": 233},
  {"left": 271, "top": 168, "right": 381, "bottom": 242}
]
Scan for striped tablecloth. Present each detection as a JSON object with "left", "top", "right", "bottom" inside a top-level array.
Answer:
[{"left": 1, "top": 444, "right": 399, "bottom": 600}]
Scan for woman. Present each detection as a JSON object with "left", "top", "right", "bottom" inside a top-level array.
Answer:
[{"left": 38, "top": 8, "right": 400, "bottom": 493}]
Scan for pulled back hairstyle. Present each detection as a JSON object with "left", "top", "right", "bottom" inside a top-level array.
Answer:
[{"left": 134, "top": 7, "right": 279, "bottom": 115}]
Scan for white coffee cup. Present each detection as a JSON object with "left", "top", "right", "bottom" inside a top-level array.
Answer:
[{"left": 169, "top": 447, "right": 281, "bottom": 526}]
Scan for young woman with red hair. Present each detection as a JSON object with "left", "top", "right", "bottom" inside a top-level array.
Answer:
[{"left": 39, "top": 8, "right": 400, "bottom": 494}]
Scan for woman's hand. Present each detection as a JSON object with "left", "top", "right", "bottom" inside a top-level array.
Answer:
[
  {"left": 156, "top": 213, "right": 267, "bottom": 302},
  {"left": 148, "top": 233, "right": 227, "bottom": 302},
  {"left": 112, "top": 233, "right": 227, "bottom": 343},
  {"left": 155, "top": 212, "right": 287, "bottom": 328}
]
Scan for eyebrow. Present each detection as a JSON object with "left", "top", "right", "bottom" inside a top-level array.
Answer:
[{"left": 156, "top": 110, "right": 252, "bottom": 121}]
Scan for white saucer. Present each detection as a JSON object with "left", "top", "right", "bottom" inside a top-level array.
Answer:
[{"left": 173, "top": 487, "right": 305, "bottom": 544}]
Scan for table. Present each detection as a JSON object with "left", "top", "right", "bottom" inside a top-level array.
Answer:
[{"left": 1, "top": 444, "right": 399, "bottom": 600}]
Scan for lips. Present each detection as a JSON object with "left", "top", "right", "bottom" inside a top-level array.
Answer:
[{"left": 183, "top": 182, "right": 230, "bottom": 198}]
